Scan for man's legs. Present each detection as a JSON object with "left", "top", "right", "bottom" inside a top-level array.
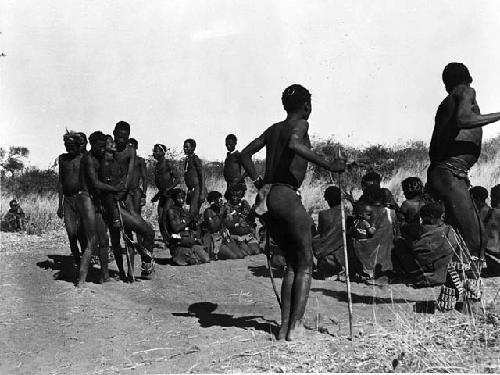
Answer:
[
  {"left": 63, "top": 196, "right": 82, "bottom": 267},
  {"left": 427, "top": 167, "right": 484, "bottom": 257},
  {"left": 267, "top": 185, "right": 314, "bottom": 341},
  {"left": 76, "top": 193, "right": 98, "bottom": 287},
  {"left": 95, "top": 212, "right": 110, "bottom": 282}
]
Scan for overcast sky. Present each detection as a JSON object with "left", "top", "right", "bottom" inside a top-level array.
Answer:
[{"left": 1, "top": 0, "right": 500, "bottom": 168}]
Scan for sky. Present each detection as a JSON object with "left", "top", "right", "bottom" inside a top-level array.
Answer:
[{"left": 1, "top": 0, "right": 500, "bottom": 168}]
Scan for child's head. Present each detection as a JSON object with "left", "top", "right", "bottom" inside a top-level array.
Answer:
[
  {"left": 207, "top": 191, "right": 223, "bottom": 208},
  {"left": 402, "top": 177, "right": 424, "bottom": 199},
  {"left": 171, "top": 188, "right": 186, "bottom": 206},
  {"left": 183, "top": 139, "right": 196, "bottom": 156},
  {"left": 324, "top": 186, "right": 341, "bottom": 208},
  {"left": 470, "top": 186, "right": 488, "bottom": 204},
  {"left": 227, "top": 184, "right": 244, "bottom": 205},
  {"left": 225, "top": 134, "right": 237, "bottom": 153},
  {"left": 9, "top": 199, "right": 19, "bottom": 210},
  {"left": 127, "top": 138, "right": 138, "bottom": 150},
  {"left": 419, "top": 202, "right": 444, "bottom": 225},
  {"left": 354, "top": 201, "right": 372, "bottom": 221},
  {"left": 104, "top": 134, "right": 116, "bottom": 153}
]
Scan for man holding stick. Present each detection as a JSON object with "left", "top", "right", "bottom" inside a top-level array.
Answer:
[{"left": 240, "top": 84, "right": 345, "bottom": 341}]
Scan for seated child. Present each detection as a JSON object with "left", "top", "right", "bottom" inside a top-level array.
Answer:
[
  {"left": 166, "top": 188, "right": 209, "bottom": 266},
  {"left": 349, "top": 201, "right": 376, "bottom": 240},
  {"left": 223, "top": 184, "right": 260, "bottom": 256},
  {"left": 203, "top": 191, "right": 246, "bottom": 260},
  {"left": 399, "top": 177, "right": 426, "bottom": 241},
  {"left": 2, "top": 199, "right": 26, "bottom": 232}
]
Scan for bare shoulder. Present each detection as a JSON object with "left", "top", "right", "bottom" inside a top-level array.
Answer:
[{"left": 453, "top": 85, "right": 476, "bottom": 101}]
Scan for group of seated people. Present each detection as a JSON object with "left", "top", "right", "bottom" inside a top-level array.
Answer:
[
  {"left": 164, "top": 183, "right": 262, "bottom": 266},
  {"left": 311, "top": 171, "right": 500, "bottom": 294}
]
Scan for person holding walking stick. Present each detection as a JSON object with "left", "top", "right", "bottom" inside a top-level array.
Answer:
[{"left": 240, "top": 84, "right": 345, "bottom": 341}]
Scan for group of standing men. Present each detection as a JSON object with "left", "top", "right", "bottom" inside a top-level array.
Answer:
[{"left": 56, "top": 61, "right": 500, "bottom": 341}]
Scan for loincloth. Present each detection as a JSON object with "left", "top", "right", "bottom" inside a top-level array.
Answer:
[{"left": 431, "top": 157, "right": 471, "bottom": 185}]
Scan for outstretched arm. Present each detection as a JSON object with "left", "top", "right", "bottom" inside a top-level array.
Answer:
[
  {"left": 86, "top": 157, "right": 120, "bottom": 192},
  {"left": 456, "top": 87, "right": 500, "bottom": 129},
  {"left": 289, "top": 120, "right": 345, "bottom": 172}
]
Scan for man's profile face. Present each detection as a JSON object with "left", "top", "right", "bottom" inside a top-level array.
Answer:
[
  {"left": 225, "top": 139, "right": 236, "bottom": 153},
  {"left": 183, "top": 142, "right": 194, "bottom": 156},
  {"left": 64, "top": 142, "right": 80, "bottom": 156},
  {"left": 113, "top": 129, "right": 129, "bottom": 149}
]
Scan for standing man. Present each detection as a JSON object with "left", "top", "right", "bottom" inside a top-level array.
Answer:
[
  {"left": 126, "top": 138, "right": 147, "bottom": 216},
  {"left": 427, "top": 63, "right": 500, "bottom": 308},
  {"left": 183, "top": 139, "right": 205, "bottom": 216},
  {"left": 151, "top": 144, "right": 180, "bottom": 246},
  {"left": 57, "top": 131, "right": 86, "bottom": 268},
  {"left": 223, "top": 134, "right": 247, "bottom": 194},
  {"left": 240, "top": 84, "right": 345, "bottom": 341}
]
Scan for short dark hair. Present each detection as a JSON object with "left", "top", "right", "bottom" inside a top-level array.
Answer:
[
  {"left": 154, "top": 144, "right": 167, "bottom": 153},
  {"left": 362, "top": 171, "right": 382, "bottom": 184},
  {"left": 470, "top": 186, "right": 488, "bottom": 202},
  {"left": 171, "top": 188, "right": 185, "bottom": 198},
  {"left": 420, "top": 202, "right": 444, "bottom": 220},
  {"left": 442, "top": 63, "right": 472, "bottom": 91},
  {"left": 184, "top": 138, "right": 196, "bottom": 148},
  {"left": 281, "top": 84, "right": 311, "bottom": 112},
  {"left": 89, "top": 131, "right": 106, "bottom": 146},
  {"left": 114, "top": 121, "right": 130, "bottom": 134},
  {"left": 128, "top": 138, "right": 138, "bottom": 149},
  {"left": 324, "top": 186, "right": 341, "bottom": 206},
  {"left": 76, "top": 132, "right": 87, "bottom": 146},
  {"left": 207, "top": 191, "right": 223, "bottom": 203},
  {"left": 402, "top": 177, "right": 424, "bottom": 198},
  {"left": 225, "top": 134, "right": 237, "bottom": 143}
]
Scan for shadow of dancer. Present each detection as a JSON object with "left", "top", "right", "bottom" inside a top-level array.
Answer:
[{"left": 173, "top": 302, "right": 279, "bottom": 336}]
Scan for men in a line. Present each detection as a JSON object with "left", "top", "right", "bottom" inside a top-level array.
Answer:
[
  {"left": 166, "top": 188, "right": 209, "bottom": 266},
  {"left": 223, "top": 134, "right": 247, "bottom": 193},
  {"left": 427, "top": 63, "right": 500, "bottom": 304},
  {"left": 151, "top": 144, "right": 179, "bottom": 246},
  {"left": 126, "top": 138, "right": 147, "bottom": 216},
  {"left": 77, "top": 131, "right": 118, "bottom": 286},
  {"left": 57, "top": 131, "right": 86, "bottom": 267},
  {"left": 183, "top": 139, "right": 205, "bottom": 216},
  {"left": 240, "top": 84, "right": 345, "bottom": 341},
  {"left": 312, "top": 186, "right": 344, "bottom": 278}
]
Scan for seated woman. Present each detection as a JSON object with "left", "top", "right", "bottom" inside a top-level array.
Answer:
[
  {"left": 166, "top": 188, "right": 209, "bottom": 266},
  {"left": 202, "top": 191, "right": 246, "bottom": 260},
  {"left": 312, "top": 186, "right": 345, "bottom": 277},
  {"left": 223, "top": 184, "right": 260, "bottom": 256}
]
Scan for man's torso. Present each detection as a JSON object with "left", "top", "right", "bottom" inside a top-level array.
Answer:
[{"left": 60, "top": 153, "right": 82, "bottom": 195}]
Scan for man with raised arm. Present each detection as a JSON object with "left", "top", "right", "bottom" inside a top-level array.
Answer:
[{"left": 240, "top": 84, "right": 345, "bottom": 341}]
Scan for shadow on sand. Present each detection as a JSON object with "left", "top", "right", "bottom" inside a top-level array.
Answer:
[
  {"left": 247, "top": 265, "right": 285, "bottom": 279},
  {"left": 36, "top": 254, "right": 119, "bottom": 285},
  {"left": 311, "top": 287, "right": 420, "bottom": 305},
  {"left": 173, "top": 302, "right": 279, "bottom": 336}
]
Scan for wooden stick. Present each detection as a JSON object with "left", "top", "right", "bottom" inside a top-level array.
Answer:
[{"left": 333, "top": 148, "right": 353, "bottom": 340}]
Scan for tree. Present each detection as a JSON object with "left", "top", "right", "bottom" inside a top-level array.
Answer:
[{"left": 0, "top": 146, "right": 29, "bottom": 175}]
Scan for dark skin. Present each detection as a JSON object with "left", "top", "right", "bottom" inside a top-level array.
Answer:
[
  {"left": 151, "top": 146, "right": 179, "bottom": 244},
  {"left": 166, "top": 192, "right": 197, "bottom": 234},
  {"left": 126, "top": 142, "right": 147, "bottom": 215},
  {"left": 77, "top": 140, "right": 120, "bottom": 287},
  {"left": 428, "top": 77, "right": 500, "bottom": 257},
  {"left": 240, "top": 100, "right": 345, "bottom": 341},
  {"left": 57, "top": 141, "right": 86, "bottom": 266},
  {"left": 183, "top": 142, "right": 205, "bottom": 215},
  {"left": 223, "top": 138, "right": 247, "bottom": 185}
]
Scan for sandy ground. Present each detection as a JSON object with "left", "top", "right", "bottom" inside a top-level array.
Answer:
[{"left": 1, "top": 230, "right": 499, "bottom": 374}]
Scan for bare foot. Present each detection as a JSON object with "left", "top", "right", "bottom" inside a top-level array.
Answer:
[
  {"left": 286, "top": 320, "right": 306, "bottom": 341},
  {"left": 277, "top": 322, "right": 289, "bottom": 340},
  {"left": 76, "top": 281, "right": 86, "bottom": 288}
]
